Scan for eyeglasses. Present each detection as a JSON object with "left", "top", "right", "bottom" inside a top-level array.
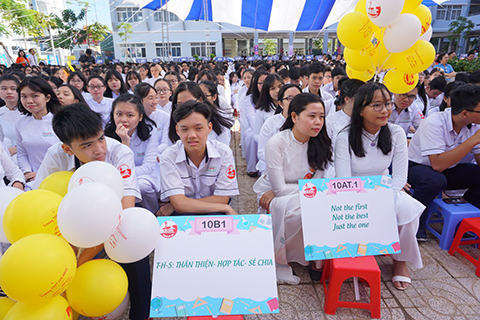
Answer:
[
  {"left": 368, "top": 102, "right": 395, "bottom": 112},
  {"left": 398, "top": 93, "right": 417, "bottom": 102},
  {"left": 166, "top": 79, "right": 178, "bottom": 84},
  {"left": 156, "top": 88, "right": 170, "bottom": 94},
  {"left": 88, "top": 85, "right": 104, "bottom": 90},
  {"left": 282, "top": 96, "right": 295, "bottom": 102},
  {"left": 467, "top": 110, "right": 480, "bottom": 114}
]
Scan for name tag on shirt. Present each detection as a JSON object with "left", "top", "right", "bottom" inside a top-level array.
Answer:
[
  {"left": 137, "top": 152, "right": 145, "bottom": 157},
  {"left": 42, "top": 132, "right": 54, "bottom": 137}
]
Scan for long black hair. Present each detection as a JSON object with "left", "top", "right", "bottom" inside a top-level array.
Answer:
[
  {"left": 440, "top": 81, "right": 465, "bottom": 112},
  {"left": 18, "top": 76, "right": 61, "bottom": 116},
  {"left": 125, "top": 70, "right": 142, "bottom": 91},
  {"left": 256, "top": 73, "right": 284, "bottom": 112},
  {"left": 67, "top": 71, "right": 88, "bottom": 92},
  {"left": 416, "top": 81, "right": 428, "bottom": 114},
  {"left": 276, "top": 84, "right": 302, "bottom": 114},
  {"left": 280, "top": 93, "right": 332, "bottom": 171},
  {"left": 104, "top": 94, "right": 156, "bottom": 142},
  {"left": 335, "top": 79, "right": 365, "bottom": 108},
  {"left": 58, "top": 83, "right": 87, "bottom": 105},
  {"left": 349, "top": 82, "right": 392, "bottom": 157},
  {"left": 168, "top": 81, "right": 233, "bottom": 143},
  {"left": 199, "top": 80, "right": 220, "bottom": 107},
  {"left": 104, "top": 70, "right": 128, "bottom": 98},
  {"left": 246, "top": 69, "right": 268, "bottom": 106}
]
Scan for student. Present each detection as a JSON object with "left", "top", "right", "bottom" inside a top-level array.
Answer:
[
  {"left": 0, "top": 74, "right": 23, "bottom": 158},
  {"left": 426, "top": 81, "right": 464, "bottom": 116},
  {"left": 154, "top": 79, "right": 173, "bottom": 115},
  {"left": 32, "top": 104, "right": 149, "bottom": 320},
  {"left": 158, "top": 101, "right": 239, "bottom": 216},
  {"left": 105, "top": 94, "right": 160, "bottom": 213},
  {"left": 135, "top": 83, "right": 170, "bottom": 155},
  {"left": 253, "top": 93, "right": 332, "bottom": 284},
  {"left": 46, "top": 76, "right": 62, "bottom": 92},
  {"left": 138, "top": 65, "right": 151, "bottom": 83},
  {"left": 126, "top": 71, "right": 142, "bottom": 94},
  {"left": 0, "top": 141, "right": 25, "bottom": 189},
  {"left": 199, "top": 80, "right": 234, "bottom": 123},
  {"left": 326, "top": 78, "right": 364, "bottom": 151},
  {"left": 56, "top": 84, "right": 87, "bottom": 107},
  {"left": 147, "top": 64, "right": 162, "bottom": 86},
  {"left": 104, "top": 70, "right": 128, "bottom": 99},
  {"left": 254, "top": 74, "right": 284, "bottom": 141},
  {"left": 85, "top": 75, "right": 114, "bottom": 127},
  {"left": 168, "top": 82, "right": 233, "bottom": 146},
  {"left": 389, "top": 82, "right": 425, "bottom": 136},
  {"left": 16, "top": 50, "right": 28, "bottom": 67},
  {"left": 239, "top": 70, "right": 268, "bottom": 177},
  {"left": 229, "top": 71, "right": 242, "bottom": 106},
  {"left": 426, "top": 76, "right": 447, "bottom": 111},
  {"left": 67, "top": 71, "right": 91, "bottom": 100},
  {"left": 164, "top": 71, "right": 181, "bottom": 93},
  {"left": 58, "top": 67, "right": 70, "bottom": 84},
  {"left": 335, "top": 82, "right": 424, "bottom": 290},
  {"left": 408, "top": 84, "right": 480, "bottom": 241},
  {"left": 16, "top": 77, "right": 61, "bottom": 185},
  {"left": 256, "top": 84, "right": 302, "bottom": 175},
  {"left": 113, "top": 63, "right": 126, "bottom": 81},
  {"left": 331, "top": 66, "right": 347, "bottom": 98},
  {"left": 302, "top": 62, "right": 333, "bottom": 100}
]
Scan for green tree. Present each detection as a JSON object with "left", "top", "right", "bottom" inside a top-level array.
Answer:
[
  {"left": 116, "top": 22, "right": 132, "bottom": 62},
  {"left": 51, "top": 8, "right": 86, "bottom": 50},
  {"left": 448, "top": 16, "right": 474, "bottom": 52},
  {"left": 263, "top": 39, "right": 276, "bottom": 56}
]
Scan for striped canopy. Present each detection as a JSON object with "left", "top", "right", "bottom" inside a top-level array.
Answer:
[{"left": 124, "top": 0, "right": 448, "bottom": 32}]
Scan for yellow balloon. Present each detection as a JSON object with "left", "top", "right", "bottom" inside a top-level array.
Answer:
[
  {"left": 66, "top": 259, "right": 128, "bottom": 317},
  {"left": 355, "top": 0, "right": 366, "bottom": 14},
  {"left": 383, "top": 71, "right": 419, "bottom": 94},
  {"left": 401, "top": 0, "right": 422, "bottom": 13},
  {"left": 412, "top": 4, "right": 432, "bottom": 36},
  {"left": 346, "top": 66, "right": 375, "bottom": 82},
  {"left": 344, "top": 44, "right": 378, "bottom": 71},
  {"left": 397, "top": 40, "right": 436, "bottom": 74},
  {"left": 337, "top": 12, "right": 375, "bottom": 50},
  {"left": 3, "top": 190, "right": 63, "bottom": 243},
  {"left": 0, "top": 234, "right": 76, "bottom": 304},
  {"left": 0, "top": 297, "right": 15, "bottom": 319},
  {"left": 4, "top": 296, "right": 72, "bottom": 320},
  {"left": 38, "top": 171, "right": 73, "bottom": 197}
]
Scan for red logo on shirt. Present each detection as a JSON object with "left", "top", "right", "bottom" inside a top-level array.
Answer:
[
  {"left": 118, "top": 164, "right": 131, "bottom": 179},
  {"left": 367, "top": 1, "right": 381, "bottom": 18},
  {"left": 226, "top": 165, "right": 236, "bottom": 179},
  {"left": 302, "top": 183, "right": 317, "bottom": 198},
  {"left": 418, "top": 111, "right": 425, "bottom": 119},
  {"left": 160, "top": 221, "right": 178, "bottom": 239}
]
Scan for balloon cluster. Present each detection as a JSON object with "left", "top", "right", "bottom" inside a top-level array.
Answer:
[
  {"left": 338, "top": 0, "right": 435, "bottom": 94},
  {"left": 0, "top": 162, "right": 161, "bottom": 319}
]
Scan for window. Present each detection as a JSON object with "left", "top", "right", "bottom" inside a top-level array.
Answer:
[
  {"left": 117, "top": 7, "right": 143, "bottom": 23},
  {"left": 436, "top": 5, "right": 462, "bottom": 20},
  {"left": 156, "top": 43, "right": 181, "bottom": 57},
  {"left": 153, "top": 11, "right": 179, "bottom": 22},
  {"left": 120, "top": 43, "right": 146, "bottom": 58},
  {"left": 469, "top": 0, "right": 480, "bottom": 16},
  {"left": 190, "top": 42, "right": 216, "bottom": 56}
]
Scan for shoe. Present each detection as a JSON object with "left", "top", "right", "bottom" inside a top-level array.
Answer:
[
  {"left": 416, "top": 225, "right": 428, "bottom": 242},
  {"left": 247, "top": 171, "right": 259, "bottom": 178},
  {"left": 392, "top": 275, "right": 411, "bottom": 290},
  {"left": 308, "top": 263, "right": 322, "bottom": 282}
]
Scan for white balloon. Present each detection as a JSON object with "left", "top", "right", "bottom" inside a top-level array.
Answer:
[
  {"left": 58, "top": 183, "right": 122, "bottom": 248},
  {"left": 383, "top": 14, "right": 422, "bottom": 53},
  {"left": 366, "top": 0, "right": 404, "bottom": 27},
  {"left": 90, "top": 292, "right": 130, "bottom": 320},
  {"left": 104, "top": 207, "right": 160, "bottom": 263},
  {"left": 419, "top": 25, "right": 433, "bottom": 41},
  {"left": 0, "top": 187, "right": 23, "bottom": 243},
  {"left": 68, "top": 161, "right": 124, "bottom": 200}
]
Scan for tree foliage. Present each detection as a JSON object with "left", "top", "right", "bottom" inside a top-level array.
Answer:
[{"left": 263, "top": 39, "right": 276, "bottom": 56}]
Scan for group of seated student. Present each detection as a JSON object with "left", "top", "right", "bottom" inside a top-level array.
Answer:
[{"left": 2, "top": 57, "right": 480, "bottom": 313}]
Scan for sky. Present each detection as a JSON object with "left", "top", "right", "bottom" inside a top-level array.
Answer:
[{"left": 66, "top": 0, "right": 113, "bottom": 29}]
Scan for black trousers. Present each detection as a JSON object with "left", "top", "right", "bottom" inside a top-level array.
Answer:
[{"left": 120, "top": 255, "right": 152, "bottom": 320}]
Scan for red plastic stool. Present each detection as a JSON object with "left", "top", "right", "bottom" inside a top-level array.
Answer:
[
  {"left": 321, "top": 256, "right": 381, "bottom": 318},
  {"left": 448, "top": 217, "right": 480, "bottom": 277},
  {"left": 187, "top": 316, "right": 243, "bottom": 319}
]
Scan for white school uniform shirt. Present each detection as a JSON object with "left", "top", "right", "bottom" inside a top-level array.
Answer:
[
  {"left": 157, "top": 101, "right": 172, "bottom": 115},
  {"left": 159, "top": 139, "right": 239, "bottom": 201},
  {"left": 149, "top": 110, "right": 171, "bottom": 155},
  {"left": 0, "top": 107, "right": 23, "bottom": 148},
  {"left": 0, "top": 141, "right": 25, "bottom": 187},
  {"left": 408, "top": 108, "right": 480, "bottom": 167},
  {"left": 85, "top": 96, "right": 114, "bottom": 127},
  {"left": 256, "top": 113, "right": 286, "bottom": 174},
  {"left": 15, "top": 112, "right": 60, "bottom": 173},
  {"left": 0, "top": 123, "right": 3, "bottom": 142},
  {"left": 302, "top": 86, "right": 334, "bottom": 101},
  {"left": 335, "top": 123, "right": 407, "bottom": 192},
  {"left": 254, "top": 106, "right": 275, "bottom": 142},
  {"left": 208, "top": 126, "right": 231, "bottom": 146},
  {"left": 81, "top": 91, "right": 92, "bottom": 100},
  {"left": 129, "top": 130, "right": 160, "bottom": 192},
  {"left": 219, "top": 96, "right": 234, "bottom": 123},
  {"left": 388, "top": 106, "right": 424, "bottom": 135},
  {"left": 411, "top": 95, "right": 430, "bottom": 115},
  {"left": 326, "top": 109, "right": 351, "bottom": 153},
  {"left": 429, "top": 93, "right": 444, "bottom": 109},
  {"left": 322, "top": 82, "right": 336, "bottom": 99},
  {"left": 32, "top": 137, "right": 141, "bottom": 200},
  {"left": 111, "top": 92, "right": 120, "bottom": 100},
  {"left": 241, "top": 94, "right": 257, "bottom": 131},
  {"left": 146, "top": 76, "right": 162, "bottom": 87}
]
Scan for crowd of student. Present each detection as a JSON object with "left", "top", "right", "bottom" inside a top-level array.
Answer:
[{"left": 1, "top": 51, "right": 480, "bottom": 319}]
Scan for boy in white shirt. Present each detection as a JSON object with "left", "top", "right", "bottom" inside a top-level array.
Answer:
[
  {"left": 408, "top": 84, "right": 480, "bottom": 241},
  {"left": 158, "top": 101, "right": 239, "bottom": 216},
  {"left": 32, "top": 104, "right": 150, "bottom": 320}
]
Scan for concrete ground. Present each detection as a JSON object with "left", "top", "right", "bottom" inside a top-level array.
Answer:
[{"left": 85, "top": 129, "right": 480, "bottom": 320}]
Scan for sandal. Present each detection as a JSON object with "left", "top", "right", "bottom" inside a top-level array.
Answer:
[{"left": 392, "top": 275, "right": 411, "bottom": 291}]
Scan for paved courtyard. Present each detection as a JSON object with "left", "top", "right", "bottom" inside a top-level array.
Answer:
[{"left": 82, "top": 129, "right": 480, "bottom": 320}]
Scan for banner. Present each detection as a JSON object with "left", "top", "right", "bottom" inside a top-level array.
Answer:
[
  {"left": 299, "top": 175, "right": 400, "bottom": 260},
  {"left": 151, "top": 214, "right": 278, "bottom": 318}
]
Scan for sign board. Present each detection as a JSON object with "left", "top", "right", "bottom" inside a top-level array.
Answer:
[
  {"left": 151, "top": 215, "right": 278, "bottom": 318},
  {"left": 306, "top": 55, "right": 314, "bottom": 61},
  {"left": 235, "top": 56, "right": 243, "bottom": 61},
  {"left": 246, "top": 56, "right": 254, "bottom": 61},
  {"left": 136, "top": 58, "right": 148, "bottom": 63},
  {"left": 70, "top": 60, "right": 79, "bottom": 65},
  {"left": 282, "top": 56, "right": 290, "bottom": 61},
  {"left": 188, "top": 57, "right": 196, "bottom": 62},
  {"left": 296, "top": 55, "right": 304, "bottom": 60},
  {"left": 173, "top": 58, "right": 180, "bottom": 62},
  {"left": 202, "top": 57, "right": 210, "bottom": 61},
  {"left": 299, "top": 175, "right": 400, "bottom": 260},
  {"left": 112, "top": 59, "right": 120, "bottom": 63},
  {"left": 47, "top": 55, "right": 59, "bottom": 65},
  {"left": 266, "top": 56, "right": 273, "bottom": 61},
  {"left": 180, "top": 57, "right": 188, "bottom": 62},
  {"left": 95, "top": 58, "right": 104, "bottom": 64},
  {"left": 272, "top": 55, "right": 279, "bottom": 61},
  {"left": 152, "top": 58, "right": 161, "bottom": 63},
  {"left": 215, "top": 57, "right": 225, "bottom": 62},
  {"left": 315, "top": 55, "right": 323, "bottom": 61},
  {"left": 67, "top": 55, "right": 76, "bottom": 61}
]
